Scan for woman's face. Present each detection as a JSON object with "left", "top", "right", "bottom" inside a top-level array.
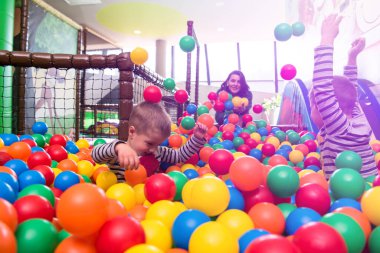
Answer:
[{"left": 227, "top": 74, "right": 241, "bottom": 94}]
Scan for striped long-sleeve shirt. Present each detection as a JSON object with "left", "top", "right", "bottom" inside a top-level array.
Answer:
[
  {"left": 91, "top": 136, "right": 206, "bottom": 182},
  {"left": 313, "top": 45, "right": 377, "bottom": 179}
]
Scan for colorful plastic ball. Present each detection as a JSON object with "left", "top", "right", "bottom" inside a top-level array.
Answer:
[
  {"left": 209, "top": 149, "right": 234, "bottom": 175},
  {"left": 183, "top": 169, "right": 198, "bottom": 179},
  {"left": 277, "top": 203, "right": 297, "bottom": 220},
  {"left": 293, "top": 222, "right": 347, "bottom": 253},
  {"left": 226, "top": 186, "right": 244, "bottom": 210},
  {"left": 65, "top": 141, "right": 80, "bottom": 154},
  {"left": 289, "top": 150, "right": 304, "bottom": 164},
  {"left": 217, "top": 209, "right": 254, "bottom": 238},
  {"left": 288, "top": 131, "right": 300, "bottom": 144},
  {"left": 274, "top": 23, "right": 293, "bottom": 41},
  {"left": 188, "top": 221, "right": 239, "bottom": 253},
  {"left": 0, "top": 172, "right": 18, "bottom": 192},
  {"left": 48, "top": 135, "right": 66, "bottom": 147},
  {"left": 140, "top": 219, "right": 171, "bottom": 252},
  {"left": 229, "top": 156, "right": 263, "bottom": 192},
  {"left": 181, "top": 117, "right": 195, "bottom": 130},
  {"left": 172, "top": 209, "right": 210, "bottom": 250},
  {"left": 46, "top": 144, "right": 68, "bottom": 162},
  {"left": 93, "top": 138, "right": 106, "bottom": 146},
  {"left": 15, "top": 218, "right": 58, "bottom": 253},
  {"left": 335, "top": 150, "right": 362, "bottom": 171},
  {"left": 145, "top": 200, "right": 181, "bottom": 229},
  {"left": 295, "top": 183, "right": 331, "bottom": 215},
  {"left": 185, "top": 103, "right": 197, "bottom": 115},
  {"left": 369, "top": 226, "right": 380, "bottom": 253},
  {"left": 14, "top": 195, "right": 54, "bottom": 223},
  {"left": 95, "top": 215, "right": 145, "bottom": 253},
  {"left": 31, "top": 121, "right": 48, "bottom": 135},
  {"left": 18, "top": 184, "right": 55, "bottom": 207},
  {"left": 167, "top": 171, "right": 188, "bottom": 201},
  {"left": 239, "top": 229, "right": 269, "bottom": 253},
  {"left": 163, "top": 78, "right": 176, "bottom": 91},
  {"left": 0, "top": 198, "right": 18, "bottom": 231},
  {"left": 130, "top": 47, "right": 148, "bottom": 65},
  {"left": 0, "top": 181, "right": 17, "bottom": 203},
  {"left": 267, "top": 165, "right": 299, "bottom": 198},
  {"left": 285, "top": 207, "right": 322, "bottom": 235},
  {"left": 55, "top": 236, "right": 97, "bottom": 253},
  {"left": 179, "top": 35, "right": 196, "bottom": 52},
  {"left": 143, "top": 85, "right": 162, "bottom": 103},
  {"left": 321, "top": 213, "right": 366, "bottom": 253},
  {"left": 54, "top": 170, "right": 80, "bottom": 191},
  {"left": 361, "top": 186, "right": 380, "bottom": 226},
  {"left": 280, "top": 64, "right": 297, "bottom": 80},
  {"left": 292, "top": 22, "right": 305, "bottom": 36},
  {"left": 18, "top": 170, "right": 46, "bottom": 190},
  {"left": 237, "top": 144, "right": 251, "bottom": 155},
  {"left": 145, "top": 173, "right": 176, "bottom": 203},
  {"left": 334, "top": 207, "right": 371, "bottom": 240},
  {"left": 330, "top": 198, "right": 361, "bottom": 212},
  {"left": 252, "top": 104, "right": 263, "bottom": 114},
  {"left": 248, "top": 202, "right": 285, "bottom": 234},
  {"left": 300, "top": 172, "right": 328, "bottom": 190},
  {"left": 27, "top": 151, "right": 52, "bottom": 169},
  {"left": 245, "top": 234, "right": 297, "bottom": 253},
  {"left": 249, "top": 148, "right": 262, "bottom": 160},
  {"left": 261, "top": 143, "right": 275, "bottom": 156},
  {"left": 126, "top": 244, "right": 163, "bottom": 253},
  {"left": 174, "top": 89, "right": 189, "bottom": 104},
  {"left": 304, "top": 139, "right": 317, "bottom": 152},
  {"left": 268, "top": 154, "right": 288, "bottom": 166},
  {"left": 207, "top": 91, "right": 217, "bottom": 101},
  {"left": 8, "top": 141, "right": 31, "bottom": 161},
  {"left": 0, "top": 220, "right": 16, "bottom": 253},
  {"left": 197, "top": 105, "right": 209, "bottom": 115},
  {"left": 329, "top": 168, "right": 365, "bottom": 200},
  {"left": 197, "top": 113, "right": 214, "bottom": 129}
]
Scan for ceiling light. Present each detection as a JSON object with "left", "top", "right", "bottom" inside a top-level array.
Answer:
[
  {"left": 64, "top": 0, "right": 102, "bottom": 5},
  {"left": 133, "top": 30, "right": 142, "bottom": 35}
]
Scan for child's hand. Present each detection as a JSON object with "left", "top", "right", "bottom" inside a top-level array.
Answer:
[
  {"left": 115, "top": 143, "right": 140, "bottom": 170},
  {"left": 193, "top": 123, "right": 208, "bottom": 139},
  {"left": 320, "top": 14, "right": 343, "bottom": 46},
  {"left": 348, "top": 38, "right": 366, "bottom": 61}
]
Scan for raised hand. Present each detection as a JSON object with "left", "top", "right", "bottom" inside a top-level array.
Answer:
[
  {"left": 115, "top": 142, "right": 140, "bottom": 170},
  {"left": 348, "top": 38, "right": 366, "bottom": 65},
  {"left": 320, "top": 14, "right": 343, "bottom": 46}
]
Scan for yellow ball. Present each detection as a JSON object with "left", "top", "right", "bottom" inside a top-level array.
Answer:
[
  {"left": 361, "top": 186, "right": 380, "bottom": 226},
  {"left": 256, "top": 143, "right": 263, "bottom": 151},
  {"left": 180, "top": 135, "right": 187, "bottom": 145},
  {"left": 181, "top": 163, "right": 196, "bottom": 172},
  {"left": 52, "top": 167, "right": 62, "bottom": 178},
  {"left": 189, "top": 221, "right": 239, "bottom": 253},
  {"left": 96, "top": 171, "right": 117, "bottom": 191},
  {"left": 171, "top": 123, "right": 178, "bottom": 132},
  {"left": 126, "top": 244, "right": 163, "bottom": 253},
  {"left": 370, "top": 139, "right": 380, "bottom": 146},
  {"left": 106, "top": 183, "right": 136, "bottom": 210},
  {"left": 75, "top": 139, "right": 90, "bottom": 149},
  {"left": 298, "top": 169, "right": 315, "bottom": 178},
  {"left": 250, "top": 132, "right": 261, "bottom": 142},
  {"left": 130, "top": 47, "right": 148, "bottom": 65},
  {"left": 173, "top": 201, "right": 187, "bottom": 213},
  {"left": 232, "top": 96, "right": 242, "bottom": 107},
  {"left": 181, "top": 178, "right": 199, "bottom": 208},
  {"left": 133, "top": 183, "right": 146, "bottom": 205},
  {"left": 141, "top": 220, "right": 172, "bottom": 252},
  {"left": 241, "top": 97, "right": 249, "bottom": 107},
  {"left": 289, "top": 150, "right": 304, "bottom": 164},
  {"left": 143, "top": 199, "right": 152, "bottom": 208},
  {"left": 216, "top": 209, "right": 254, "bottom": 239},
  {"left": 375, "top": 153, "right": 380, "bottom": 165},
  {"left": 145, "top": 200, "right": 181, "bottom": 230},
  {"left": 77, "top": 160, "right": 94, "bottom": 177},
  {"left": 266, "top": 136, "right": 280, "bottom": 149},
  {"left": 233, "top": 152, "right": 246, "bottom": 159},
  {"left": 307, "top": 152, "right": 320, "bottom": 159},
  {"left": 280, "top": 141, "right": 292, "bottom": 147},
  {"left": 68, "top": 153, "right": 79, "bottom": 163},
  {"left": 0, "top": 138, "right": 4, "bottom": 148}
]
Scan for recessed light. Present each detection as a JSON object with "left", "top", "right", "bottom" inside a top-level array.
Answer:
[
  {"left": 216, "top": 2, "right": 224, "bottom": 6},
  {"left": 64, "top": 0, "right": 102, "bottom": 5},
  {"left": 217, "top": 27, "right": 224, "bottom": 32},
  {"left": 133, "top": 30, "right": 142, "bottom": 35}
]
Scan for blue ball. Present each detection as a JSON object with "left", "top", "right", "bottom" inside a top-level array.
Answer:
[
  {"left": 249, "top": 148, "right": 262, "bottom": 160},
  {"left": 0, "top": 172, "right": 19, "bottom": 192},
  {"left": 280, "top": 144, "right": 293, "bottom": 152},
  {"left": 208, "top": 137, "right": 220, "bottom": 145},
  {"left": 19, "top": 134, "right": 35, "bottom": 141},
  {"left": 4, "top": 159, "right": 28, "bottom": 176},
  {"left": 227, "top": 186, "right": 244, "bottom": 210},
  {"left": 32, "top": 121, "right": 48, "bottom": 135},
  {"left": 221, "top": 140, "right": 234, "bottom": 150},
  {"left": 305, "top": 165, "right": 320, "bottom": 172},
  {"left": 172, "top": 209, "right": 210, "bottom": 249},
  {"left": 257, "top": 127, "right": 268, "bottom": 137},
  {"left": 54, "top": 171, "right": 80, "bottom": 191},
  {"left": 183, "top": 169, "right": 199, "bottom": 180},
  {"left": 292, "top": 22, "right": 305, "bottom": 36},
  {"left": 31, "top": 146, "right": 45, "bottom": 153},
  {"left": 186, "top": 103, "right": 197, "bottom": 115},
  {"left": 271, "top": 127, "right": 280, "bottom": 133},
  {"left": 235, "top": 125, "right": 243, "bottom": 134},
  {"left": 19, "top": 170, "right": 46, "bottom": 191},
  {"left": 329, "top": 198, "right": 362, "bottom": 212},
  {"left": 197, "top": 160, "right": 206, "bottom": 167},
  {"left": 65, "top": 141, "right": 80, "bottom": 154},
  {"left": 239, "top": 229, "right": 270, "bottom": 253},
  {"left": 160, "top": 139, "right": 169, "bottom": 147},
  {"left": 0, "top": 133, "right": 20, "bottom": 146},
  {"left": 0, "top": 181, "right": 17, "bottom": 203},
  {"left": 275, "top": 149, "right": 289, "bottom": 160},
  {"left": 285, "top": 207, "right": 321, "bottom": 235},
  {"left": 224, "top": 101, "right": 234, "bottom": 111},
  {"left": 274, "top": 23, "right": 293, "bottom": 41},
  {"left": 225, "top": 179, "right": 235, "bottom": 187}
]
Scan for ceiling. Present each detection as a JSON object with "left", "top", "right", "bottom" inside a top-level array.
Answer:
[{"left": 42, "top": 0, "right": 287, "bottom": 49}]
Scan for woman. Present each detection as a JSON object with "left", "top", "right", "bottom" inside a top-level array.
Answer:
[{"left": 215, "top": 70, "right": 253, "bottom": 125}]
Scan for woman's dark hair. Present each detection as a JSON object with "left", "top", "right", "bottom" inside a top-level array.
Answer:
[{"left": 218, "top": 70, "right": 250, "bottom": 96}]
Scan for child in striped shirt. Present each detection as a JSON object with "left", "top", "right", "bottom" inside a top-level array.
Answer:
[
  {"left": 92, "top": 101, "right": 207, "bottom": 182},
  {"left": 309, "top": 14, "right": 378, "bottom": 179}
]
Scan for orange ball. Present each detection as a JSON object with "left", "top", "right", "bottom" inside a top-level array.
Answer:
[
  {"left": 57, "top": 159, "right": 78, "bottom": 173},
  {"left": 333, "top": 207, "right": 371, "bottom": 240},
  {"left": 203, "top": 101, "right": 213, "bottom": 110},
  {"left": 248, "top": 202, "right": 285, "bottom": 234},
  {"left": 0, "top": 199, "right": 18, "bottom": 232},
  {"left": 128, "top": 204, "right": 148, "bottom": 222},
  {"left": 168, "top": 134, "right": 183, "bottom": 148},
  {"left": 295, "top": 144, "right": 309, "bottom": 156},
  {"left": 299, "top": 172, "right": 328, "bottom": 190},
  {"left": 268, "top": 155, "right": 288, "bottom": 167},
  {"left": 207, "top": 125, "right": 218, "bottom": 137},
  {"left": 8, "top": 141, "right": 31, "bottom": 161},
  {"left": 0, "top": 166, "right": 17, "bottom": 178},
  {"left": 0, "top": 221, "right": 16, "bottom": 253},
  {"left": 197, "top": 114, "right": 214, "bottom": 129},
  {"left": 165, "top": 165, "right": 181, "bottom": 173},
  {"left": 228, "top": 114, "right": 240, "bottom": 124},
  {"left": 92, "top": 166, "right": 110, "bottom": 181},
  {"left": 229, "top": 156, "right": 263, "bottom": 191},
  {"left": 222, "top": 123, "right": 236, "bottom": 133},
  {"left": 106, "top": 198, "right": 127, "bottom": 220},
  {"left": 124, "top": 164, "right": 147, "bottom": 186},
  {"left": 199, "top": 146, "right": 214, "bottom": 163},
  {"left": 56, "top": 183, "right": 108, "bottom": 237},
  {"left": 55, "top": 236, "right": 97, "bottom": 253},
  {"left": 197, "top": 167, "right": 214, "bottom": 177},
  {"left": 218, "top": 91, "right": 229, "bottom": 102}
]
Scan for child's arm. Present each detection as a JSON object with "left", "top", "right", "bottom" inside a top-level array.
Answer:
[
  {"left": 313, "top": 14, "right": 348, "bottom": 135},
  {"left": 158, "top": 123, "right": 207, "bottom": 164}
]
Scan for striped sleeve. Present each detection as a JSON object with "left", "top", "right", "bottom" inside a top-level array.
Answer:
[
  {"left": 344, "top": 65, "right": 361, "bottom": 117},
  {"left": 91, "top": 140, "right": 124, "bottom": 164},
  {"left": 313, "top": 46, "right": 349, "bottom": 135},
  {"left": 158, "top": 136, "right": 206, "bottom": 164}
]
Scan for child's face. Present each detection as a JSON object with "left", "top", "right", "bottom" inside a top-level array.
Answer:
[
  {"left": 227, "top": 74, "right": 241, "bottom": 94},
  {"left": 128, "top": 127, "right": 167, "bottom": 156}
]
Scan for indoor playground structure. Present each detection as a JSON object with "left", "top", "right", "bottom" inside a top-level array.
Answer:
[{"left": 2, "top": 1, "right": 380, "bottom": 253}]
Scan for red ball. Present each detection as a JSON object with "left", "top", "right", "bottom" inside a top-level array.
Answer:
[
  {"left": 185, "top": 153, "right": 199, "bottom": 165},
  {"left": 222, "top": 131, "right": 234, "bottom": 141},
  {"left": 95, "top": 216, "right": 145, "bottom": 253},
  {"left": 372, "top": 175, "right": 380, "bottom": 187},
  {"left": 13, "top": 195, "right": 54, "bottom": 223},
  {"left": 242, "top": 185, "right": 274, "bottom": 212},
  {"left": 245, "top": 234, "right": 298, "bottom": 253},
  {"left": 213, "top": 100, "right": 225, "bottom": 112},
  {"left": 295, "top": 183, "right": 331, "bottom": 215},
  {"left": 293, "top": 222, "right": 348, "bottom": 253},
  {"left": 51, "top": 187, "right": 63, "bottom": 198},
  {"left": 295, "top": 144, "right": 309, "bottom": 156},
  {"left": 304, "top": 140, "right": 317, "bottom": 152},
  {"left": 27, "top": 151, "right": 52, "bottom": 169},
  {"left": 252, "top": 104, "right": 263, "bottom": 114},
  {"left": 268, "top": 155, "right": 288, "bottom": 167},
  {"left": 261, "top": 143, "right": 276, "bottom": 157},
  {"left": 0, "top": 152, "right": 13, "bottom": 165},
  {"left": 304, "top": 156, "right": 321, "bottom": 169},
  {"left": 174, "top": 89, "right": 189, "bottom": 104},
  {"left": 208, "top": 149, "right": 235, "bottom": 175},
  {"left": 280, "top": 64, "right": 297, "bottom": 80},
  {"left": 46, "top": 144, "right": 68, "bottom": 162},
  {"left": 143, "top": 85, "right": 162, "bottom": 103},
  {"left": 242, "top": 114, "right": 253, "bottom": 124},
  {"left": 30, "top": 165, "right": 55, "bottom": 186},
  {"left": 238, "top": 132, "right": 251, "bottom": 140},
  {"left": 139, "top": 154, "right": 159, "bottom": 177},
  {"left": 245, "top": 138, "right": 258, "bottom": 149},
  {"left": 49, "top": 134, "right": 67, "bottom": 146},
  {"left": 208, "top": 91, "right": 218, "bottom": 101},
  {"left": 237, "top": 144, "right": 251, "bottom": 155},
  {"left": 21, "top": 138, "right": 37, "bottom": 148},
  {"left": 144, "top": 173, "right": 176, "bottom": 203}
]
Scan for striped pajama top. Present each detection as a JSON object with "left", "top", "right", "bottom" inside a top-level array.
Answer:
[
  {"left": 91, "top": 136, "right": 206, "bottom": 182},
  {"left": 313, "top": 45, "right": 378, "bottom": 179}
]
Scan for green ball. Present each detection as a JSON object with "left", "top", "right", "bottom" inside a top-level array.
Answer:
[
  {"left": 335, "top": 150, "right": 363, "bottom": 171},
  {"left": 16, "top": 219, "right": 58, "bottom": 253},
  {"left": 267, "top": 165, "right": 300, "bottom": 198},
  {"left": 287, "top": 132, "right": 300, "bottom": 144},
  {"left": 212, "top": 143, "right": 224, "bottom": 150},
  {"left": 44, "top": 133, "right": 52, "bottom": 144},
  {"left": 262, "top": 157, "right": 270, "bottom": 165},
  {"left": 214, "top": 132, "right": 222, "bottom": 138},
  {"left": 94, "top": 138, "right": 106, "bottom": 146},
  {"left": 296, "top": 161, "right": 304, "bottom": 169},
  {"left": 197, "top": 105, "right": 209, "bottom": 116},
  {"left": 163, "top": 78, "right": 176, "bottom": 90},
  {"left": 51, "top": 160, "right": 58, "bottom": 168},
  {"left": 365, "top": 175, "right": 376, "bottom": 183},
  {"left": 330, "top": 168, "right": 365, "bottom": 200},
  {"left": 233, "top": 137, "right": 244, "bottom": 148},
  {"left": 255, "top": 120, "right": 267, "bottom": 129},
  {"left": 369, "top": 226, "right": 380, "bottom": 253},
  {"left": 18, "top": 184, "right": 55, "bottom": 207},
  {"left": 300, "top": 133, "right": 313, "bottom": 143},
  {"left": 246, "top": 125, "right": 257, "bottom": 133},
  {"left": 179, "top": 35, "right": 196, "bottom": 52},
  {"left": 277, "top": 203, "right": 297, "bottom": 219},
  {"left": 275, "top": 130, "right": 286, "bottom": 142},
  {"left": 288, "top": 161, "right": 295, "bottom": 167},
  {"left": 58, "top": 229, "right": 71, "bottom": 243},
  {"left": 168, "top": 171, "right": 188, "bottom": 201},
  {"left": 81, "top": 175, "right": 92, "bottom": 183},
  {"left": 321, "top": 213, "right": 365, "bottom": 253},
  {"left": 181, "top": 116, "right": 195, "bottom": 130},
  {"left": 32, "top": 133, "right": 46, "bottom": 147}
]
